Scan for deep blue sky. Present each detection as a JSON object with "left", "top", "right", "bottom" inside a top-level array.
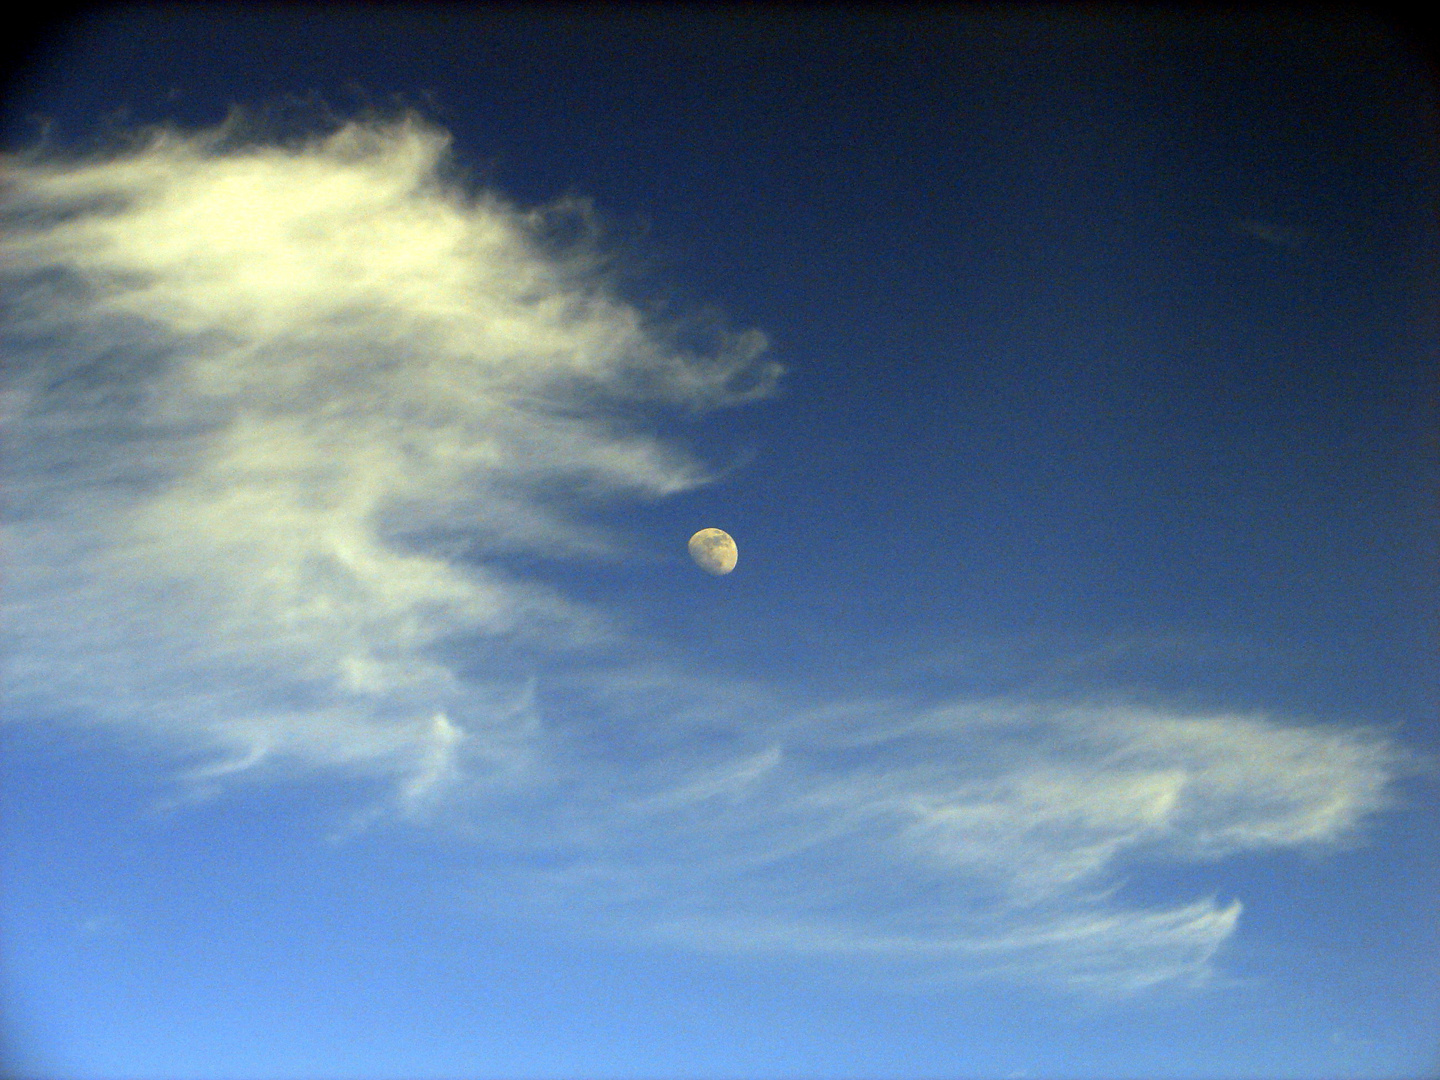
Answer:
[{"left": 2, "top": 7, "right": 1437, "bottom": 1079}]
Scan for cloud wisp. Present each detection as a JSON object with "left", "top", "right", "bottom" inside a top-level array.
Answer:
[
  {"left": 1, "top": 111, "right": 776, "bottom": 788},
  {"left": 476, "top": 675, "right": 1403, "bottom": 993},
  {"left": 0, "top": 114, "right": 1408, "bottom": 995}
]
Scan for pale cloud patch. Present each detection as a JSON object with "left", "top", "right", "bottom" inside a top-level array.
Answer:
[
  {"left": 0, "top": 112, "right": 778, "bottom": 789},
  {"left": 456, "top": 675, "right": 1406, "bottom": 993},
  {"left": 1233, "top": 216, "right": 1307, "bottom": 249}
]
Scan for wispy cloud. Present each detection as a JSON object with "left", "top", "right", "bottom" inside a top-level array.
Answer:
[
  {"left": 1, "top": 111, "right": 777, "bottom": 788},
  {"left": 1233, "top": 216, "right": 1307, "bottom": 249},
  {"left": 465, "top": 676, "right": 1404, "bottom": 992},
  {"left": 0, "top": 114, "right": 1409, "bottom": 995}
]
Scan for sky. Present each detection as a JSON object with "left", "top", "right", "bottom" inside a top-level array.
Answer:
[{"left": 0, "top": 7, "right": 1437, "bottom": 1079}]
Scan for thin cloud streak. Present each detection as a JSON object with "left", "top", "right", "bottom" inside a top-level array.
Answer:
[
  {"left": 0, "top": 114, "right": 1410, "bottom": 995},
  {"left": 476, "top": 675, "right": 1403, "bottom": 992}
]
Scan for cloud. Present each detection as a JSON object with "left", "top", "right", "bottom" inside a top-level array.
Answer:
[
  {"left": 464, "top": 677, "right": 1403, "bottom": 992},
  {"left": 1233, "top": 216, "right": 1306, "bottom": 249},
  {"left": 0, "top": 110, "right": 777, "bottom": 790},
  {"left": 0, "top": 113, "right": 1410, "bottom": 995}
]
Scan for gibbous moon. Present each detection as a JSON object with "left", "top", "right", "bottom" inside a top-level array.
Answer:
[{"left": 688, "top": 528, "right": 738, "bottom": 575}]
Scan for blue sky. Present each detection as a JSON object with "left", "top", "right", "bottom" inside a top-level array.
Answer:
[{"left": 1, "top": 7, "right": 1437, "bottom": 1079}]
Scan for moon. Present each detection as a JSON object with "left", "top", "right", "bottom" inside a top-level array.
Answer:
[{"left": 688, "top": 528, "right": 738, "bottom": 575}]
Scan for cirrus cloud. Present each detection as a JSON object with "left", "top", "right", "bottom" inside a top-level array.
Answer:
[
  {"left": 1, "top": 111, "right": 777, "bottom": 782},
  {"left": 0, "top": 113, "right": 1410, "bottom": 996}
]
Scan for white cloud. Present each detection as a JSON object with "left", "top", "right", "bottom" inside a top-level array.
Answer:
[
  {"left": 1, "top": 112, "right": 777, "bottom": 793},
  {"left": 472, "top": 677, "right": 1402, "bottom": 991},
  {"left": 0, "top": 114, "right": 1410, "bottom": 995}
]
